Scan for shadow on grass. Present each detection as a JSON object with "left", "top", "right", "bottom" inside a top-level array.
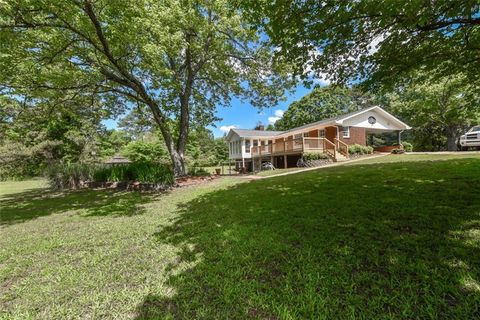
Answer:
[
  {"left": 0, "top": 187, "right": 157, "bottom": 226},
  {"left": 136, "top": 159, "right": 480, "bottom": 319}
]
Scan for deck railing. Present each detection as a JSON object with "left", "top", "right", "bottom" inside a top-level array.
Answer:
[{"left": 251, "top": 137, "right": 331, "bottom": 157}]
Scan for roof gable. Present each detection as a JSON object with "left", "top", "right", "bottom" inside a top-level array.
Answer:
[{"left": 224, "top": 106, "right": 410, "bottom": 140}]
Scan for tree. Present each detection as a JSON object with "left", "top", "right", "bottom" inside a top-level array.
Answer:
[
  {"left": 0, "top": 0, "right": 292, "bottom": 176},
  {"left": 388, "top": 74, "right": 480, "bottom": 151},
  {"left": 275, "top": 86, "right": 375, "bottom": 130},
  {"left": 265, "top": 124, "right": 276, "bottom": 131},
  {"left": 0, "top": 94, "right": 105, "bottom": 178},
  {"left": 245, "top": 1, "right": 480, "bottom": 88}
]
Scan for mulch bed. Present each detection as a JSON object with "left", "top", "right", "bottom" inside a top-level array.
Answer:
[{"left": 175, "top": 175, "right": 220, "bottom": 187}]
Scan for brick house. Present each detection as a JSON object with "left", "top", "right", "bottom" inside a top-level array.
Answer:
[{"left": 226, "top": 106, "right": 411, "bottom": 171}]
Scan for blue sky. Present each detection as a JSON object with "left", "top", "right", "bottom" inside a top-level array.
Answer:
[
  {"left": 209, "top": 83, "right": 313, "bottom": 137},
  {"left": 102, "top": 82, "right": 322, "bottom": 138}
]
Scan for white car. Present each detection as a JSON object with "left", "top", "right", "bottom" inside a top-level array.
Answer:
[{"left": 460, "top": 126, "right": 480, "bottom": 150}]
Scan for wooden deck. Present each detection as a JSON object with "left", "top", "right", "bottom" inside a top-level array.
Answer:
[{"left": 250, "top": 137, "right": 349, "bottom": 161}]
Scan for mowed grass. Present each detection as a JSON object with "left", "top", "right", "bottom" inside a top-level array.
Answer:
[{"left": 1, "top": 155, "right": 480, "bottom": 319}]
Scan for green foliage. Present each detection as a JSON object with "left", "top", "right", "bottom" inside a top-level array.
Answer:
[
  {"left": 121, "top": 139, "right": 168, "bottom": 164},
  {"left": 2, "top": 156, "right": 480, "bottom": 318},
  {"left": 348, "top": 144, "right": 373, "bottom": 155},
  {"left": 0, "top": 0, "right": 294, "bottom": 175},
  {"left": 98, "top": 130, "right": 132, "bottom": 159},
  {"left": 186, "top": 129, "right": 229, "bottom": 168},
  {"left": 93, "top": 163, "right": 174, "bottom": 185},
  {"left": 46, "top": 163, "right": 96, "bottom": 190},
  {"left": 275, "top": 86, "right": 376, "bottom": 130},
  {"left": 0, "top": 140, "right": 63, "bottom": 180},
  {"left": 387, "top": 74, "right": 480, "bottom": 151},
  {"left": 46, "top": 162, "right": 174, "bottom": 190},
  {"left": 303, "top": 152, "right": 329, "bottom": 161},
  {"left": 0, "top": 94, "right": 109, "bottom": 179},
  {"left": 402, "top": 142, "right": 413, "bottom": 152},
  {"left": 248, "top": 1, "right": 480, "bottom": 88},
  {"left": 189, "top": 167, "right": 211, "bottom": 177}
]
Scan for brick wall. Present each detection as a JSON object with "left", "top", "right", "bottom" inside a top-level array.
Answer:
[{"left": 339, "top": 127, "right": 366, "bottom": 146}]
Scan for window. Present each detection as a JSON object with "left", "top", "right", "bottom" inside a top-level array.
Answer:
[
  {"left": 319, "top": 129, "right": 325, "bottom": 138},
  {"left": 303, "top": 132, "right": 310, "bottom": 137},
  {"left": 253, "top": 140, "right": 258, "bottom": 147},
  {"left": 245, "top": 139, "right": 251, "bottom": 153},
  {"left": 341, "top": 126, "right": 350, "bottom": 138}
]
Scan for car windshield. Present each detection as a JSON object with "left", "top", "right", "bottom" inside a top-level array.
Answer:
[{"left": 469, "top": 126, "right": 480, "bottom": 132}]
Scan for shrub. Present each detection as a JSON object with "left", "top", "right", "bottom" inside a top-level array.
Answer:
[
  {"left": 303, "top": 152, "right": 329, "bottom": 161},
  {"left": 121, "top": 140, "right": 168, "bottom": 163},
  {"left": 47, "top": 162, "right": 174, "bottom": 190},
  {"left": 190, "top": 167, "right": 211, "bottom": 177},
  {"left": 402, "top": 142, "right": 413, "bottom": 152},
  {"left": 46, "top": 163, "right": 96, "bottom": 190},
  {"left": 348, "top": 144, "right": 373, "bottom": 155},
  {"left": 93, "top": 162, "right": 174, "bottom": 185}
]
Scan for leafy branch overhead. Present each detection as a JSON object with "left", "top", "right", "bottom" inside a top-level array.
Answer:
[
  {"left": 0, "top": 0, "right": 294, "bottom": 175},
  {"left": 247, "top": 1, "right": 480, "bottom": 88}
]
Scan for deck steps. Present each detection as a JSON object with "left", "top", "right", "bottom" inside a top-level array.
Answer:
[{"left": 333, "top": 153, "right": 349, "bottom": 162}]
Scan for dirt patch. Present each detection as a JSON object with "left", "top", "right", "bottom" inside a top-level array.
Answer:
[{"left": 176, "top": 175, "right": 220, "bottom": 187}]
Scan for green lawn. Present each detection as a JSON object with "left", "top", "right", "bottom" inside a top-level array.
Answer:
[
  {"left": 1, "top": 155, "right": 480, "bottom": 319},
  {"left": 256, "top": 167, "right": 304, "bottom": 177}
]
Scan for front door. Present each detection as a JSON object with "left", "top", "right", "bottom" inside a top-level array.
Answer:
[{"left": 325, "top": 126, "right": 337, "bottom": 143}]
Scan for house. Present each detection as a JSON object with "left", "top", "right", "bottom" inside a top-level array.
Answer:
[{"left": 226, "top": 106, "right": 411, "bottom": 171}]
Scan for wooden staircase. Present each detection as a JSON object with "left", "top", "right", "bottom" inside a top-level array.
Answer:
[{"left": 334, "top": 153, "right": 349, "bottom": 162}]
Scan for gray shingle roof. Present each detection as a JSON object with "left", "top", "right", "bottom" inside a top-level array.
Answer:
[
  {"left": 227, "top": 106, "right": 409, "bottom": 140},
  {"left": 231, "top": 129, "right": 284, "bottom": 137}
]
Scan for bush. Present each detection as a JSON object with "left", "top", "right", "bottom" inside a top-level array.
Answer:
[
  {"left": 402, "top": 142, "right": 413, "bottom": 152},
  {"left": 190, "top": 167, "right": 211, "bottom": 177},
  {"left": 93, "top": 162, "right": 174, "bottom": 185},
  {"left": 46, "top": 163, "right": 96, "bottom": 190},
  {"left": 46, "top": 162, "right": 174, "bottom": 190},
  {"left": 303, "top": 152, "right": 329, "bottom": 161},
  {"left": 348, "top": 144, "right": 374, "bottom": 155},
  {"left": 121, "top": 140, "right": 168, "bottom": 163}
]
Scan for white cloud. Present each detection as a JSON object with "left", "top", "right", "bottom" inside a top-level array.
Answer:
[
  {"left": 312, "top": 72, "right": 331, "bottom": 86},
  {"left": 219, "top": 125, "right": 238, "bottom": 133},
  {"left": 274, "top": 109, "right": 284, "bottom": 117},
  {"left": 268, "top": 109, "right": 285, "bottom": 124}
]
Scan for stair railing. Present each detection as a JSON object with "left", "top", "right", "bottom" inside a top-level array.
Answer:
[
  {"left": 334, "top": 138, "right": 349, "bottom": 158},
  {"left": 324, "top": 139, "right": 337, "bottom": 160}
]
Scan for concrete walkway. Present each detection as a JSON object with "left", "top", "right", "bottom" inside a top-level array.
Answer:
[{"left": 241, "top": 153, "right": 389, "bottom": 180}]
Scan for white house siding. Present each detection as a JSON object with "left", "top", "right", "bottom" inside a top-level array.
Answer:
[{"left": 341, "top": 110, "right": 406, "bottom": 131}]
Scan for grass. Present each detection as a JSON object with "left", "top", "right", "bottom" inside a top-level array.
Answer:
[
  {"left": 256, "top": 167, "right": 305, "bottom": 177},
  {"left": 1, "top": 155, "right": 480, "bottom": 319},
  {"left": 348, "top": 152, "right": 480, "bottom": 165},
  {"left": 0, "top": 178, "right": 47, "bottom": 197}
]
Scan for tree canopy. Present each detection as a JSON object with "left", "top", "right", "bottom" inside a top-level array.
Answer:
[
  {"left": 0, "top": 0, "right": 293, "bottom": 175},
  {"left": 247, "top": 1, "right": 480, "bottom": 88},
  {"left": 387, "top": 74, "right": 480, "bottom": 151},
  {"left": 275, "top": 86, "right": 376, "bottom": 130}
]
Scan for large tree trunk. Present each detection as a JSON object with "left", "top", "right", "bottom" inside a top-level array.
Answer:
[
  {"left": 446, "top": 127, "right": 458, "bottom": 151},
  {"left": 145, "top": 101, "right": 188, "bottom": 176},
  {"left": 170, "top": 148, "right": 187, "bottom": 177}
]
